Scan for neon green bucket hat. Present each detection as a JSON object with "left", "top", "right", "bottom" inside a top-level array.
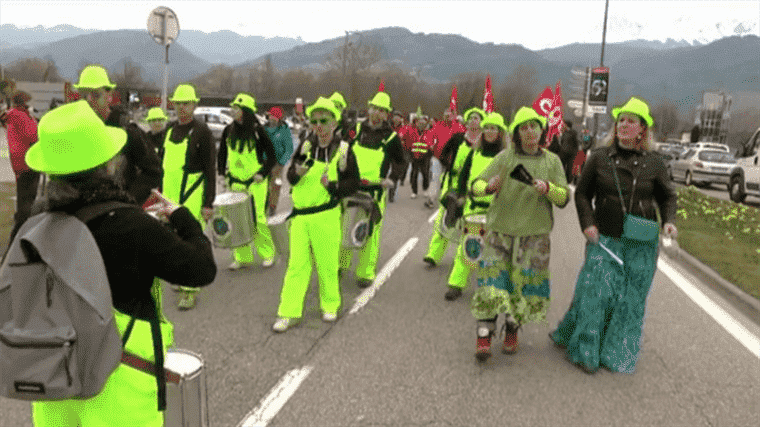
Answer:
[
  {"left": 509, "top": 106, "right": 547, "bottom": 134},
  {"left": 329, "top": 92, "right": 347, "bottom": 111},
  {"left": 306, "top": 96, "right": 341, "bottom": 121},
  {"left": 170, "top": 83, "right": 200, "bottom": 103},
  {"left": 367, "top": 92, "right": 392, "bottom": 112},
  {"left": 230, "top": 92, "right": 257, "bottom": 113},
  {"left": 612, "top": 97, "right": 654, "bottom": 128},
  {"left": 144, "top": 107, "right": 168, "bottom": 122},
  {"left": 463, "top": 107, "right": 486, "bottom": 123},
  {"left": 74, "top": 65, "right": 116, "bottom": 90},
  {"left": 26, "top": 100, "right": 127, "bottom": 175},
  {"left": 480, "top": 112, "right": 507, "bottom": 132}
]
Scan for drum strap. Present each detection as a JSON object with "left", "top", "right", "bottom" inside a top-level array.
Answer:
[
  {"left": 121, "top": 351, "right": 181, "bottom": 384},
  {"left": 468, "top": 198, "right": 491, "bottom": 211},
  {"left": 227, "top": 173, "right": 256, "bottom": 188},
  {"left": 179, "top": 171, "right": 206, "bottom": 205},
  {"left": 287, "top": 198, "right": 340, "bottom": 220}
]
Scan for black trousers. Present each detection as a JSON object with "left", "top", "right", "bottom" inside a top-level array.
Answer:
[
  {"left": 410, "top": 156, "right": 431, "bottom": 195},
  {"left": 10, "top": 170, "right": 40, "bottom": 243}
]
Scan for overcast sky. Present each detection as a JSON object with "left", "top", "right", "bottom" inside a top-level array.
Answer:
[{"left": 1, "top": 0, "right": 759, "bottom": 50}]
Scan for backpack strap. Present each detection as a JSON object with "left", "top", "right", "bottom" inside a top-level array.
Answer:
[{"left": 74, "top": 201, "right": 136, "bottom": 224}]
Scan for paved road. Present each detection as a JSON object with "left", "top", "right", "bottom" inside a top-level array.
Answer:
[{"left": 2, "top": 176, "right": 758, "bottom": 426}]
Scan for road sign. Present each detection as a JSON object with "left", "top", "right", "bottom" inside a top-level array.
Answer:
[
  {"left": 573, "top": 108, "right": 583, "bottom": 117},
  {"left": 567, "top": 100, "right": 584, "bottom": 108},
  {"left": 589, "top": 67, "right": 609, "bottom": 105},
  {"left": 588, "top": 105, "right": 607, "bottom": 114},
  {"left": 147, "top": 6, "right": 179, "bottom": 46}
]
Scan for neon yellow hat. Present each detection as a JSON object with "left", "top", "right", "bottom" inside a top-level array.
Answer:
[
  {"left": 367, "top": 92, "right": 392, "bottom": 112},
  {"left": 306, "top": 96, "right": 341, "bottom": 121},
  {"left": 26, "top": 100, "right": 127, "bottom": 175},
  {"left": 144, "top": 107, "right": 168, "bottom": 122},
  {"left": 230, "top": 92, "right": 257, "bottom": 113},
  {"left": 463, "top": 107, "right": 486, "bottom": 123},
  {"left": 612, "top": 97, "right": 654, "bottom": 128},
  {"left": 509, "top": 106, "right": 547, "bottom": 134},
  {"left": 480, "top": 112, "right": 507, "bottom": 132},
  {"left": 329, "top": 92, "right": 347, "bottom": 110},
  {"left": 74, "top": 65, "right": 116, "bottom": 90},
  {"left": 169, "top": 83, "right": 200, "bottom": 103}
]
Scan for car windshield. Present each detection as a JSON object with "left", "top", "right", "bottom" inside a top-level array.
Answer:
[{"left": 698, "top": 151, "right": 734, "bottom": 163}]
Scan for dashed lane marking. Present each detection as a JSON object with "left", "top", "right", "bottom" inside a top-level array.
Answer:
[
  {"left": 237, "top": 366, "right": 314, "bottom": 427},
  {"left": 428, "top": 210, "right": 438, "bottom": 224},
  {"left": 350, "top": 237, "right": 419, "bottom": 314}
]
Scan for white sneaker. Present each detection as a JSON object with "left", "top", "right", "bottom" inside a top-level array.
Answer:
[
  {"left": 410, "top": 193, "right": 417, "bottom": 199},
  {"left": 272, "top": 318, "right": 295, "bottom": 333},
  {"left": 322, "top": 312, "right": 338, "bottom": 322},
  {"left": 228, "top": 261, "right": 251, "bottom": 271},
  {"left": 262, "top": 257, "right": 275, "bottom": 268}
]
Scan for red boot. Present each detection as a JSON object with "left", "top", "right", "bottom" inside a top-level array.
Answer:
[{"left": 476, "top": 324, "right": 494, "bottom": 361}]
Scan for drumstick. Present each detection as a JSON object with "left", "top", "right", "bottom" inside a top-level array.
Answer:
[{"left": 599, "top": 242, "right": 624, "bottom": 266}]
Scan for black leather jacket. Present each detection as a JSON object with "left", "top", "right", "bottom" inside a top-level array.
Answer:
[{"left": 575, "top": 144, "right": 676, "bottom": 238}]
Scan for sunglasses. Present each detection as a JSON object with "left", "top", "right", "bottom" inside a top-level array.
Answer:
[
  {"left": 80, "top": 89, "right": 112, "bottom": 100},
  {"left": 310, "top": 118, "right": 332, "bottom": 125}
]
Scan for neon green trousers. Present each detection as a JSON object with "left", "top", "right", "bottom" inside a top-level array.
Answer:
[
  {"left": 32, "top": 304, "right": 174, "bottom": 427},
  {"left": 231, "top": 179, "right": 276, "bottom": 263},
  {"left": 447, "top": 238, "right": 475, "bottom": 289},
  {"left": 277, "top": 206, "right": 342, "bottom": 318},
  {"left": 424, "top": 207, "right": 453, "bottom": 263},
  {"left": 339, "top": 194, "right": 386, "bottom": 281}
]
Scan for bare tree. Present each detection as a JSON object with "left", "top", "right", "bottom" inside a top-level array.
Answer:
[
  {"left": 4, "top": 58, "right": 63, "bottom": 83},
  {"left": 497, "top": 64, "right": 539, "bottom": 119},
  {"left": 327, "top": 34, "right": 382, "bottom": 108},
  {"left": 112, "top": 58, "right": 146, "bottom": 88},
  {"left": 651, "top": 98, "right": 679, "bottom": 141}
]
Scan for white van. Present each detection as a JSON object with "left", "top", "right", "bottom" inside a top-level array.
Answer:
[{"left": 728, "top": 127, "right": 760, "bottom": 203}]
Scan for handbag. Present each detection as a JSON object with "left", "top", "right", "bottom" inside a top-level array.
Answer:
[{"left": 609, "top": 157, "right": 660, "bottom": 241}]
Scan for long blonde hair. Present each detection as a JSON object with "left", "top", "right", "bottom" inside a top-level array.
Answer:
[
  {"left": 472, "top": 125, "right": 510, "bottom": 153},
  {"left": 599, "top": 115, "right": 654, "bottom": 152}
]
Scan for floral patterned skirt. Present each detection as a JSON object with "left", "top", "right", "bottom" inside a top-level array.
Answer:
[{"left": 471, "top": 232, "right": 551, "bottom": 324}]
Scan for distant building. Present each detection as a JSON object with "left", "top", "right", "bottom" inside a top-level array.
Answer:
[{"left": 694, "top": 91, "right": 731, "bottom": 144}]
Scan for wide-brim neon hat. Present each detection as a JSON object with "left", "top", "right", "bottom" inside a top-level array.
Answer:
[
  {"left": 367, "top": 92, "right": 392, "bottom": 112},
  {"left": 329, "top": 92, "right": 347, "bottom": 110},
  {"left": 144, "top": 107, "right": 168, "bottom": 122},
  {"left": 306, "top": 96, "right": 340, "bottom": 121},
  {"left": 463, "top": 107, "right": 485, "bottom": 123},
  {"left": 74, "top": 65, "right": 116, "bottom": 90},
  {"left": 230, "top": 92, "right": 257, "bottom": 113},
  {"left": 26, "top": 100, "right": 127, "bottom": 175},
  {"left": 509, "top": 106, "right": 547, "bottom": 134},
  {"left": 480, "top": 112, "right": 507, "bottom": 132},
  {"left": 612, "top": 97, "right": 654, "bottom": 128},
  {"left": 170, "top": 84, "right": 200, "bottom": 103}
]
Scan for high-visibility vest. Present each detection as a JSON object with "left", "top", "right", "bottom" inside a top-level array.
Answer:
[{"left": 162, "top": 127, "right": 205, "bottom": 223}]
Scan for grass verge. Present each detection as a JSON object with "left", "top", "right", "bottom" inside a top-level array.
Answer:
[
  {"left": 675, "top": 186, "right": 760, "bottom": 300},
  {"left": 0, "top": 182, "right": 15, "bottom": 254}
]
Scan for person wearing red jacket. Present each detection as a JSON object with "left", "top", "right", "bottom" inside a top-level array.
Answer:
[
  {"left": 401, "top": 115, "right": 434, "bottom": 201},
  {"left": 427, "top": 108, "right": 466, "bottom": 207},
  {"left": 0, "top": 91, "right": 40, "bottom": 243},
  {"left": 388, "top": 110, "right": 409, "bottom": 202}
]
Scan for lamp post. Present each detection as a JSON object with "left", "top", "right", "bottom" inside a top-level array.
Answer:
[
  {"left": 593, "top": 0, "right": 610, "bottom": 145},
  {"left": 147, "top": 6, "right": 179, "bottom": 111}
]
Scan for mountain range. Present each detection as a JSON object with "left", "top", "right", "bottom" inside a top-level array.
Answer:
[{"left": 1, "top": 25, "right": 758, "bottom": 117}]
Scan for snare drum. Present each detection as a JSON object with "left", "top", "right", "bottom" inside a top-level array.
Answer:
[
  {"left": 267, "top": 211, "right": 290, "bottom": 261},
  {"left": 461, "top": 214, "right": 488, "bottom": 268},
  {"left": 164, "top": 349, "right": 209, "bottom": 427},
  {"left": 341, "top": 193, "right": 374, "bottom": 249},
  {"left": 211, "top": 192, "right": 255, "bottom": 248}
]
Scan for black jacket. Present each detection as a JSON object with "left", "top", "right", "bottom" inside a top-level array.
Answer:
[
  {"left": 105, "top": 108, "right": 162, "bottom": 205},
  {"left": 575, "top": 144, "right": 677, "bottom": 238}
]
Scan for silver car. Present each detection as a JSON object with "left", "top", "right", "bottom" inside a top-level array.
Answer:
[
  {"left": 671, "top": 148, "right": 736, "bottom": 189},
  {"left": 194, "top": 108, "right": 233, "bottom": 142}
]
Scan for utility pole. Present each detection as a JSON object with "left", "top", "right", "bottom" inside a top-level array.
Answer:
[{"left": 594, "top": 0, "right": 610, "bottom": 145}]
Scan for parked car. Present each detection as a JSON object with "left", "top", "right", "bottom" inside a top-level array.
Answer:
[
  {"left": 194, "top": 107, "right": 233, "bottom": 142},
  {"left": 728, "top": 126, "right": 760, "bottom": 203},
  {"left": 654, "top": 150, "right": 675, "bottom": 179},
  {"left": 671, "top": 148, "right": 736, "bottom": 189},
  {"left": 690, "top": 142, "right": 730, "bottom": 153}
]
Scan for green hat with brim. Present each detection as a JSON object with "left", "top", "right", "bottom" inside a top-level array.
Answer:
[
  {"left": 509, "top": 106, "right": 547, "bottom": 134},
  {"left": 306, "top": 96, "right": 341, "bottom": 121},
  {"left": 170, "top": 84, "right": 200, "bottom": 103},
  {"left": 367, "top": 92, "right": 392, "bottom": 112},
  {"left": 230, "top": 92, "right": 257, "bottom": 113},
  {"left": 144, "top": 107, "right": 168, "bottom": 122},
  {"left": 480, "top": 112, "right": 508, "bottom": 132},
  {"left": 329, "top": 92, "right": 347, "bottom": 110},
  {"left": 74, "top": 65, "right": 116, "bottom": 90},
  {"left": 26, "top": 100, "right": 127, "bottom": 175},
  {"left": 612, "top": 97, "right": 654, "bottom": 128},
  {"left": 464, "top": 107, "right": 486, "bottom": 123}
]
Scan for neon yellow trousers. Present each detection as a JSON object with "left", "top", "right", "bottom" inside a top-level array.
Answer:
[
  {"left": 231, "top": 179, "right": 276, "bottom": 263},
  {"left": 339, "top": 194, "right": 386, "bottom": 281},
  {"left": 424, "top": 207, "right": 453, "bottom": 263},
  {"left": 277, "top": 207, "right": 342, "bottom": 318},
  {"left": 447, "top": 238, "right": 475, "bottom": 289}
]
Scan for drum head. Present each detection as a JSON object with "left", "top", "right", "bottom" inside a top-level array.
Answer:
[
  {"left": 212, "top": 216, "right": 232, "bottom": 238},
  {"left": 213, "top": 192, "right": 250, "bottom": 206},
  {"left": 351, "top": 219, "right": 370, "bottom": 247},
  {"left": 464, "top": 236, "right": 484, "bottom": 261},
  {"left": 464, "top": 213, "right": 487, "bottom": 224},
  {"left": 165, "top": 350, "right": 203, "bottom": 376}
]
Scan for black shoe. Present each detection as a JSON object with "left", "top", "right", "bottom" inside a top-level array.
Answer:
[
  {"left": 423, "top": 257, "right": 436, "bottom": 268},
  {"left": 357, "top": 278, "right": 373, "bottom": 288},
  {"left": 444, "top": 287, "right": 463, "bottom": 301},
  {"left": 388, "top": 188, "right": 395, "bottom": 203}
]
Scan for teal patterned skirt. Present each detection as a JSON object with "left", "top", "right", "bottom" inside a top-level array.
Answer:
[
  {"left": 550, "top": 234, "right": 659, "bottom": 373},
  {"left": 472, "top": 232, "right": 552, "bottom": 325}
]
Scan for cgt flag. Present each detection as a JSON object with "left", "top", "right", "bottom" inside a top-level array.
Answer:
[
  {"left": 482, "top": 74, "right": 494, "bottom": 113},
  {"left": 450, "top": 85, "right": 458, "bottom": 115},
  {"left": 531, "top": 82, "right": 564, "bottom": 145},
  {"left": 378, "top": 78, "right": 385, "bottom": 92}
]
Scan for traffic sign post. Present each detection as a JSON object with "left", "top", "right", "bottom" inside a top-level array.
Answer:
[
  {"left": 147, "top": 6, "right": 179, "bottom": 111},
  {"left": 588, "top": 67, "right": 609, "bottom": 105}
]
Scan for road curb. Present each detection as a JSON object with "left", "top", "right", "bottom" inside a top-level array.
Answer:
[{"left": 664, "top": 246, "right": 760, "bottom": 317}]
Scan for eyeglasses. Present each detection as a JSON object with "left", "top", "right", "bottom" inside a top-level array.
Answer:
[{"left": 310, "top": 118, "right": 332, "bottom": 125}]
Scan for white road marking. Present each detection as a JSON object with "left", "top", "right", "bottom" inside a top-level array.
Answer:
[
  {"left": 350, "top": 237, "right": 419, "bottom": 314},
  {"left": 428, "top": 210, "right": 438, "bottom": 223},
  {"left": 658, "top": 258, "right": 760, "bottom": 359},
  {"left": 238, "top": 366, "right": 314, "bottom": 427}
]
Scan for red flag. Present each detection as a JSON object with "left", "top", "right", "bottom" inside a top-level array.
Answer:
[
  {"left": 482, "top": 74, "right": 494, "bottom": 113},
  {"left": 548, "top": 80, "right": 564, "bottom": 141},
  {"left": 532, "top": 86, "right": 554, "bottom": 117},
  {"left": 450, "top": 85, "right": 458, "bottom": 115},
  {"left": 378, "top": 78, "right": 385, "bottom": 92}
]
